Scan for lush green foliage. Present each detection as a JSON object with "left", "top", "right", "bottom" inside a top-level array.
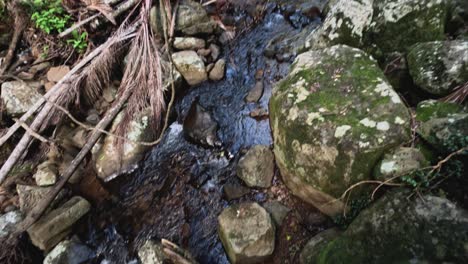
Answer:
[
  {"left": 31, "top": 0, "right": 70, "bottom": 34},
  {"left": 67, "top": 30, "right": 88, "bottom": 53}
]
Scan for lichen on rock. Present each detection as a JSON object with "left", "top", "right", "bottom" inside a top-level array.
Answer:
[{"left": 269, "top": 45, "right": 411, "bottom": 216}]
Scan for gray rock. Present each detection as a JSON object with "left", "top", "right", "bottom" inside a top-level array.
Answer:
[
  {"left": 223, "top": 183, "right": 251, "bottom": 200},
  {"left": 418, "top": 113, "right": 468, "bottom": 153},
  {"left": 218, "top": 202, "right": 275, "bottom": 264},
  {"left": 183, "top": 99, "right": 221, "bottom": 147},
  {"left": 94, "top": 108, "right": 154, "bottom": 181},
  {"left": 374, "top": 147, "right": 428, "bottom": 181},
  {"left": 172, "top": 51, "right": 207, "bottom": 86},
  {"left": 307, "top": 0, "right": 448, "bottom": 57},
  {"left": 173, "top": 37, "right": 206, "bottom": 50},
  {"left": 237, "top": 145, "right": 274, "bottom": 188},
  {"left": 34, "top": 161, "right": 58, "bottom": 186},
  {"left": 245, "top": 81, "right": 264, "bottom": 103},
  {"left": 0, "top": 210, "right": 23, "bottom": 238},
  {"left": 28, "top": 196, "right": 91, "bottom": 251},
  {"left": 407, "top": 40, "right": 468, "bottom": 96},
  {"left": 17, "top": 184, "right": 66, "bottom": 214},
  {"left": 176, "top": 0, "right": 216, "bottom": 35},
  {"left": 1, "top": 81, "right": 42, "bottom": 116},
  {"left": 208, "top": 59, "right": 226, "bottom": 81},
  {"left": 43, "top": 238, "right": 94, "bottom": 264},
  {"left": 270, "top": 45, "right": 411, "bottom": 216},
  {"left": 263, "top": 201, "right": 290, "bottom": 226},
  {"left": 138, "top": 240, "right": 166, "bottom": 264},
  {"left": 209, "top": 44, "right": 221, "bottom": 61},
  {"left": 311, "top": 190, "right": 468, "bottom": 263}
]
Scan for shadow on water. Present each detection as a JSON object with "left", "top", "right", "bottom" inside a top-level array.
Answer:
[{"left": 82, "top": 6, "right": 324, "bottom": 264}]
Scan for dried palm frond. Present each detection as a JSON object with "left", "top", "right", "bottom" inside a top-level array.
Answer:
[
  {"left": 440, "top": 82, "right": 468, "bottom": 104},
  {"left": 114, "top": 0, "right": 166, "bottom": 145},
  {"left": 41, "top": 23, "right": 137, "bottom": 130},
  {"left": 83, "top": 0, "right": 117, "bottom": 24}
]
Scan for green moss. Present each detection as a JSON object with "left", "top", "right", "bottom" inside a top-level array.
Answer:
[{"left": 415, "top": 100, "right": 464, "bottom": 122}]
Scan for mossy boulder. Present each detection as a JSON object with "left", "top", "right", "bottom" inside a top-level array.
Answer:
[
  {"left": 311, "top": 190, "right": 468, "bottom": 263},
  {"left": 307, "top": 0, "right": 448, "bottom": 58},
  {"left": 407, "top": 40, "right": 468, "bottom": 96},
  {"left": 176, "top": 0, "right": 216, "bottom": 35},
  {"left": 416, "top": 100, "right": 468, "bottom": 152},
  {"left": 269, "top": 45, "right": 411, "bottom": 216}
]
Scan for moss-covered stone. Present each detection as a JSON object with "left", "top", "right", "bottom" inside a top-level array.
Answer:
[
  {"left": 312, "top": 190, "right": 468, "bottom": 263},
  {"left": 269, "top": 45, "right": 411, "bottom": 216},
  {"left": 407, "top": 40, "right": 468, "bottom": 96},
  {"left": 307, "top": 0, "right": 448, "bottom": 59},
  {"left": 415, "top": 99, "right": 465, "bottom": 122},
  {"left": 418, "top": 113, "right": 468, "bottom": 153}
]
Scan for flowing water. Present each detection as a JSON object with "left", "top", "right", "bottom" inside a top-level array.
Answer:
[{"left": 81, "top": 4, "right": 327, "bottom": 263}]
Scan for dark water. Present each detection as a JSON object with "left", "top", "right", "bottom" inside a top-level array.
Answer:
[{"left": 82, "top": 7, "right": 322, "bottom": 264}]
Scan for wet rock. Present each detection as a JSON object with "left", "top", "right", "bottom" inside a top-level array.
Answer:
[
  {"left": 218, "top": 202, "right": 275, "bottom": 264},
  {"left": 299, "top": 228, "right": 341, "bottom": 264},
  {"left": 197, "top": 48, "right": 211, "bottom": 58},
  {"left": 209, "top": 44, "right": 221, "bottom": 61},
  {"left": 208, "top": 59, "right": 226, "bottom": 81},
  {"left": 138, "top": 240, "right": 166, "bottom": 264},
  {"left": 16, "top": 184, "right": 66, "bottom": 214},
  {"left": 250, "top": 107, "right": 269, "bottom": 119},
  {"left": 237, "top": 145, "right": 274, "bottom": 188},
  {"left": 172, "top": 51, "right": 207, "bottom": 86},
  {"left": 223, "top": 183, "right": 251, "bottom": 200},
  {"left": 27, "top": 196, "right": 91, "bottom": 251},
  {"left": 263, "top": 201, "right": 290, "bottom": 226},
  {"left": 0, "top": 210, "right": 23, "bottom": 238},
  {"left": 47, "top": 66, "right": 70, "bottom": 83},
  {"left": 245, "top": 81, "right": 264, "bottom": 103},
  {"left": 44, "top": 238, "right": 94, "bottom": 264},
  {"left": 33, "top": 161, "right": 58, "bottom": 186},
  {"left": 183, "top": 99, "right": 221, "bottom": 147},
  {"left": 176, "top": 0, "right": 217, "bottom": 35},
  {"left": 374, "top": 147, "right": 428, "bottom": 181},
  {"left": 270, "top": 45, "right": 411, "bottom": 216},
  {"left": 94, "top": 108, "right": 153, "bottom": 181},
  {"left": 407, "top": 40, "right": 468, "bottom": 96},
  {"left": 1, "top": 81, "right": 42, "bottom": 116},
  {"left": 308, "top": 0, "right": 448, "bottom": 57},
  {"left": 311, "top": 190, "right": 468, "bottom": 263},
  {"left": 173, "top": 37, "right": 206, "bottom": 50}
]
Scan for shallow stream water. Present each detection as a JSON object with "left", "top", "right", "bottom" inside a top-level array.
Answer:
[{"left": 81, "top": 5, "right": 327, "bottom": 263}]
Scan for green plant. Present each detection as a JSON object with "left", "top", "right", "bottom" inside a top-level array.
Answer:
[
  {"left": 67, "top": 30, "right": 88, "bottom": 53},
  {"left": 31, "top": 0, "right": 70, "bottom": 34}
]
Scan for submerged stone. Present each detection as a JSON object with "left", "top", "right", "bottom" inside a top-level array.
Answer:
[
  {"left": 44, "top": 238, "right": 94, "bottom": 264},
  {"left": 269, "top": 45, "right": 410, "bottom": 216}
]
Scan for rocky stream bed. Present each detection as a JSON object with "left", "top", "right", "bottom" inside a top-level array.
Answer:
[{"left": 1, "top": 0, "right": 468, "bottom": 263}]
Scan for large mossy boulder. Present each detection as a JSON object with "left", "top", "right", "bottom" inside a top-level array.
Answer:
[
  {"left": 269, "top": 45, "right": 411, "bottom": 216},
  {"left": 308, "top": 0, "right": 448, "bottom": 58},
  {"left": 309, "top": 190, "right": 468, "bottom": 263},
  {"left": 407, "top": 40, "right": 468, "bottom": 96}
]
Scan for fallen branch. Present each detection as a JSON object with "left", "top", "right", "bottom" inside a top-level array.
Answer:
[
  {"left": 0, "top": 25, "right": 138, "bottom": 184},
  {"left": 59, "top": 0, "right": 141, "bottom": 38},
  {"left": 9, "top": 78, "right": 135, "bottom": 238}
]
